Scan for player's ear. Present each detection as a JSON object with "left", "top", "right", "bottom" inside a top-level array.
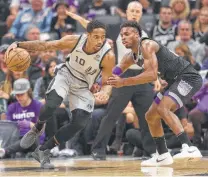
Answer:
[{"left": 87, "top": 32, "right": 91, "bottom": 38}]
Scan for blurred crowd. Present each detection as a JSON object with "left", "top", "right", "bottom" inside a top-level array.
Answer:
[{"left": 0, "top": 0, "right": 208, "bottom": 159}]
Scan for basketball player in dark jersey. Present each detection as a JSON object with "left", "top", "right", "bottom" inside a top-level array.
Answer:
[{"left": 107, "top": 21, "right": 203, "bottom": 166}]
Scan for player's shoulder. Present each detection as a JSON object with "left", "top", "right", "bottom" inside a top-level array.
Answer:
[
  {"left": 103, "top": 49, "right": 115, "bottom": 60},
  {"left": 141, "top": 39, "right": 159, "bottom": 52}
]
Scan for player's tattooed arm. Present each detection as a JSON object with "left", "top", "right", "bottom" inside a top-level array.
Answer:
[{"left": 17, "top": 35, "right": 80, "bottom": 52}]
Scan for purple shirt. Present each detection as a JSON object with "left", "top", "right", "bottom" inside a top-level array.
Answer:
[
  {"left": 192, "top": 82, "right": 208, "bottom": 113},
  {"left": 6, "top": 99, "right": 45, "bottom": 143}
]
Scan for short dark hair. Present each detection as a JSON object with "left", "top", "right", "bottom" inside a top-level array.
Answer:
[
  {"left": 86, "top": 20, "right": 107, "bottom": 33},
  {"left": 120, "top": 21, "right": 142, "bottom": 37},
  {"left": 160, "top": 5, "right": 172, "bottom": 12}
]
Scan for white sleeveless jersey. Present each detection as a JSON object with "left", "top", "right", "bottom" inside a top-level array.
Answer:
[
  {"left": 65, "top": 34, "right": 111, "bottom": 89},
  {"left": 116, "top": 30, "right": 148, "bottom": 70}
]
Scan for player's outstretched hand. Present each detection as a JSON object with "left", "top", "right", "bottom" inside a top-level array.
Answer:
[
  {"left": 65, "top": 10, "right": 79, "bottom": 20},
  {"left": 107, "top": 75, "right": 124, "bottom": 88},
  {"left": 5, "top": 42, "right": 18, "bottom": 62}
]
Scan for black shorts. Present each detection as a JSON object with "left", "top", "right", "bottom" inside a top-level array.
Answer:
[{"left": 155, "top": 66, "right": 203, "bottom": 108}]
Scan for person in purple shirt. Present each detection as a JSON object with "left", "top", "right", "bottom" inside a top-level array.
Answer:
[
  {"left": 188, "top": 79, "right": 208, "bottom": 148},
  {"left": 0, "top": 78, "right": 44, "bottom": 158}
]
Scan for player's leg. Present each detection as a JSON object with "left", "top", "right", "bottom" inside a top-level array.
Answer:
[
  {"left": 20, "top": 66, "right": 69, "bottom": 149},
  {"left": 141, "top": 99, "right": 173, "bottom": 166},
  {"left": 32, "top": 108, "right": 92, "bottom": 169},
  {"left": 157, "top": 74, "right": 203, "bottom": 159},
  {"left": 32, "top": 85, "right": 94, "bottom": 169}
]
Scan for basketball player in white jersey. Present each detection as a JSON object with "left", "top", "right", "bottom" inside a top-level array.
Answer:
[
  {"left": 6, "top": 20, "right": 115, "bottom": 169},
  {"left": 66, "top": 1, "right": 157, "bottom": 160}
]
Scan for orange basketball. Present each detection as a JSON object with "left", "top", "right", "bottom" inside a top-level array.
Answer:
[{"left": 5, "top": 48, "right": 31, "bottom": 72}]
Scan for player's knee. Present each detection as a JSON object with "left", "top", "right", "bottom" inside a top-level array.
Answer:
[
  {"left": 72, "top": 109, "right": 91, "bottom": 129},
  {"left": 156, "top": 104, "right": 170, "bottom": 119},
  {"left": 145, "top": 111, "right": 153, "bottom": 123},
  {"left": 45, "top": 90, "right": 63, "bottom": 110}
]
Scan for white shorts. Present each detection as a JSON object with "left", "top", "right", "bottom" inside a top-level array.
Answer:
[{"left": 46, "top": 64, "right": 95, "bottom": 113}]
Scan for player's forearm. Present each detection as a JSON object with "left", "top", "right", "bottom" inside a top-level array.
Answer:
[
  {"left": 18, "top": 41, "right": 54, "bottom": 52},
  {"left": 79, "top": 17, "right": 90, "bottom": 29},
  {"left": 123, "top": 72, "right": 157, "bottom": 86}
]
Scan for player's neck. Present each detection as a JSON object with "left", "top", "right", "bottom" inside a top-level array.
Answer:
[
  {"left": 132, "top": 43, "right": 139, "bottom": 55},
  {"left": 84, "top": 41, "right": 96, "bottom": 54}
]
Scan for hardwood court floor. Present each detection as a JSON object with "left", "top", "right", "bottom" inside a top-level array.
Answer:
[{"left": 0, "top": 156, "right": 208, "bottom": 176}]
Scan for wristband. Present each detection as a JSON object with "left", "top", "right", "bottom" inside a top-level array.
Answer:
[{"left": 112, "top": 66, "right": 122, "bottom": 76}]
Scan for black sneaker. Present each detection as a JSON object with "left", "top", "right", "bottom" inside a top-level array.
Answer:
[
  {"left": 91, "top": 151, "right": 106, "bottom": 160},
  {"left": 32, "top": 146, "right": 54, "bottom": 169},
  {"left": 20, "top": 126, "right": 42, "bottom": 149}
]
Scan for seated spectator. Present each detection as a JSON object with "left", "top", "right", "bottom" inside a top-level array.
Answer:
[
  {"left": 1, "top": 70, "right": 27, "bottom": 106},
  {"left": 4, "top": 0, "right": 53, "bottom": 41},
  {"left": 24, "top": 25, "right": 40, "bottom": 41},
  {"left": 81, "top": 0, "right": 111, "bottom": 20},
  {"left": 6, "top": 0, "right": 31, "bottom": 29},
  {"left": 167, "top": 20, "right": 206, "bottom": 65},
  {"left": 33, "top": 58, "right": 60, "bottom": 104},
  {"left": 189, "top": 80, "right": 208, "bottom": 148},
  {"left": 50, "top": 0, "right": 76, "bottom": 39},
  {"left": 152, "top": 6, "right": 177, "bottom": 46},
  {"left": 46, "top": 0, "right": 79, "bottom": 13},
  {"left": 175, "top": 43, "right": 201, "bottom": 70},
  {"left": 110, "top": 101, "right": 138, "bottom": 152},
  {"left": 193, "top": 7, "right": 208, "bottom": 42},
  {"left": 190, "top": 0, "right": 208, "bottom": 21},
  {"left": 0, "top": 45, "right": 9, "bottom": 118},
  {"left": 0, "top": 78, "right": 44, "bottom": 158},
  {"left": 0, "top": 44, "right": 9, "bottom": 84},
  {"left": 169, "top": 0, "right": 190, "bottom": 26}
]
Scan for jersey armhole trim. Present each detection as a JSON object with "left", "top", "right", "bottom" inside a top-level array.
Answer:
[
  {"left": 70, "top": 34, "right": 83, "bottom": 53},
  {"left": 99, "top": 48, "right": 112, "bottom": 69}
]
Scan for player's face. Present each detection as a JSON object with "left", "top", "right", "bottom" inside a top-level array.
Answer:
[
  {"left": 126, "top": 3, "right": 142, "bottom": 22},
  {"left": 120, "top": 27, "right": 139, "bottom": 48},
  {"left": 88, "top": 28, "right": 106, "bottom": 51}
]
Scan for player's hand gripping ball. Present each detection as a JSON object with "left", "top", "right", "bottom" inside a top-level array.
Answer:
[{"left": 5, "top": 43, "right": 31, "bottom": 72}]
